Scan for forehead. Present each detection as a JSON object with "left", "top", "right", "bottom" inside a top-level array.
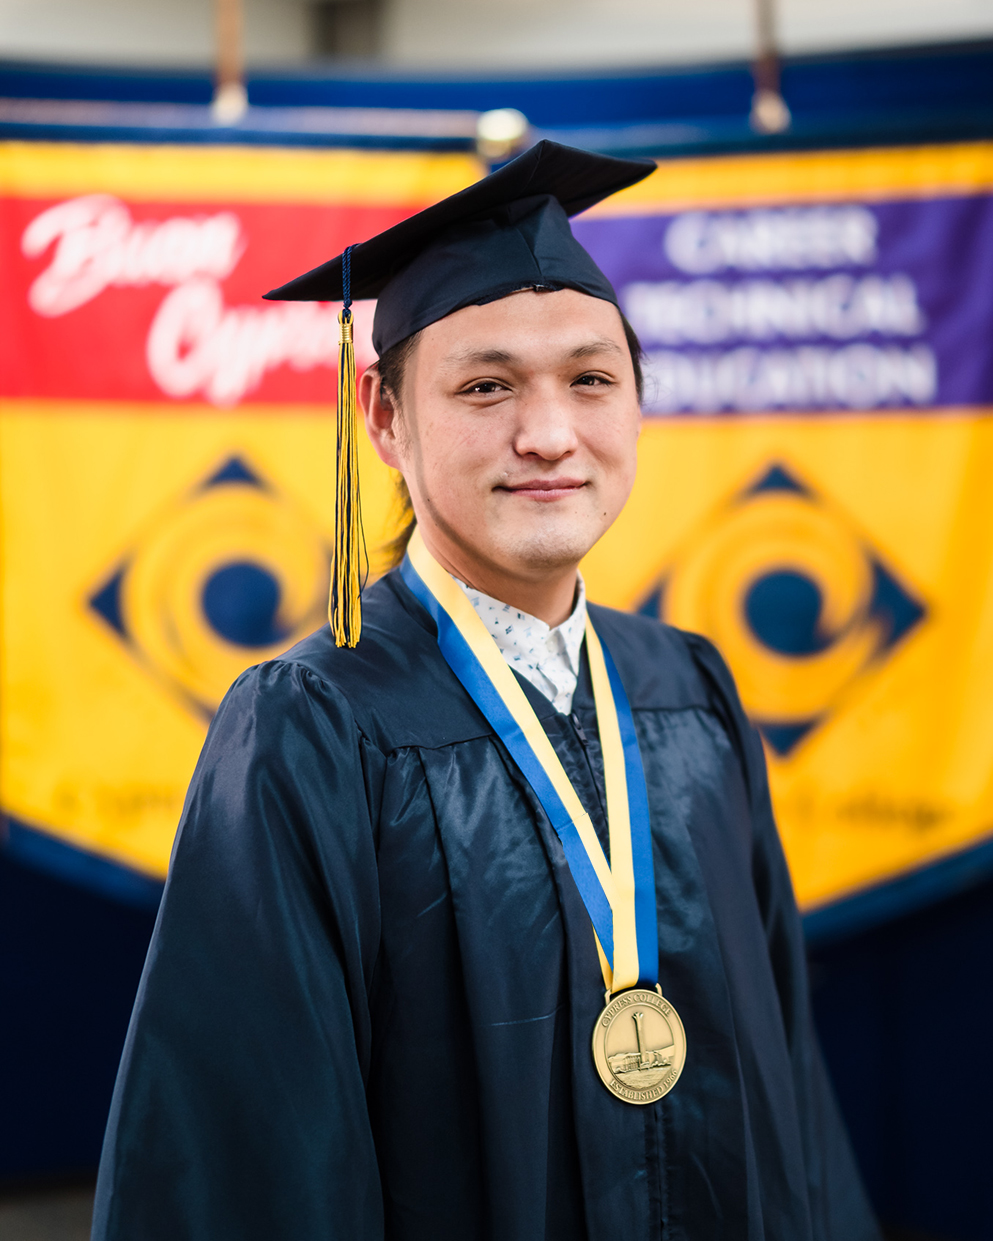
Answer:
[{"left": 418, "top": 288, "right": 626, "bottom": 365}]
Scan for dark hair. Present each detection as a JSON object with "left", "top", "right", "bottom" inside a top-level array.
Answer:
[
  {"left": 378, "top": 309, "right": 645, "bottom": 570},
  {"left": 621, "top": 311, "right": 645, "bottom": 404},
  {"left": 376, "top": 329, "right": 423, "bottom": 570}
]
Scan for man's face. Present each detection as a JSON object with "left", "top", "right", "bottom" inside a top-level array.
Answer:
[{"left": 369, "top": 288, "right": 641, "bottom": 585}]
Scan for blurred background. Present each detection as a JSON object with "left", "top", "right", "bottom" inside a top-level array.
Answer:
[{"left": 2, "top": 2, "right": 993, "bottom": 1239}]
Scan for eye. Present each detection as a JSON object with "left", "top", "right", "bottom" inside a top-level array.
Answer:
[
  {"left": 572, "top": 372, "right": 613, "bottom": 388},
  {"left": 460, "top": 379, "right": 507, "bottom": 395}
]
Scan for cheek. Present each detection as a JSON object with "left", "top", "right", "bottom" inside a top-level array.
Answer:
[
  {"left": 591, "top": 414, "right": 640, "bottom": 478},
  {"left": 583, "top": 418, "right": 639, "bottom": 519},
  {"left": 410, "top": 413, "right": 493, "bottom": 503}
]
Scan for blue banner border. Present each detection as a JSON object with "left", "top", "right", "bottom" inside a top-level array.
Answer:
[
  {"left": 1, "top": 816, "right": 164, "bottom": 910},
  {"left": 2, "top": 39, "right": 993, "bottom": 156}
]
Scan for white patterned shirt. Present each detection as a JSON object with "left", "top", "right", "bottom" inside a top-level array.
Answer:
[{"left": 454, "top": 574, "right": 587, "bottom": 714}]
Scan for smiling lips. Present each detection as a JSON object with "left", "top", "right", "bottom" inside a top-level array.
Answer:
[{"left": 499, "top": 478, "right": 587, "bottom": 502}]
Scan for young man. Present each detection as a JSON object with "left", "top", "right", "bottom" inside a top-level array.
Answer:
[{"left": 93, "top": 143, "right": 879, "bottom": 1241}]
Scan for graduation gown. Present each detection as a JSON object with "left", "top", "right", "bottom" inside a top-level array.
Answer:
[{"left": 93, "top": 569, "right": 880, "bottom": 1241}]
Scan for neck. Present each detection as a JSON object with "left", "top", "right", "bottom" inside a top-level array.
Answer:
[{"left": 416, "top": 526, "right": 579, "bottom": 627}]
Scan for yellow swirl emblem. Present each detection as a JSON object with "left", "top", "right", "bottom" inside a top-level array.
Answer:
[
  {"left": 90, "top": 456, "right": 329, "bottom": 715},
  {"left": 646, "top": 464, "right": 925, "bottom": 755}
]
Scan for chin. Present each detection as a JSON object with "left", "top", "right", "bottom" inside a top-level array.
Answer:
[{"left": 500, "top": 523, "right": 599, "bottom": 573}]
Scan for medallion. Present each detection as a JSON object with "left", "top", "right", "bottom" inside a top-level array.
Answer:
[{"left": 592, "top": 988, "right": 687, "bottom": 1105}]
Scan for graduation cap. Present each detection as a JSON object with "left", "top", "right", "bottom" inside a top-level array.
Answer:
[{"left": 264, "top": 140, "right": 657, "bottom": 647}]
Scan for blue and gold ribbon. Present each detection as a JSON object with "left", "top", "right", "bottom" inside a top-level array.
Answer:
[{"left": 401, "top": 529, "right": 658, "bottom": 994}]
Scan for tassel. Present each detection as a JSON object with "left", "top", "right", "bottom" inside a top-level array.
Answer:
[{"left": 330, "top": 245, "right": 363, "bottom": 647}]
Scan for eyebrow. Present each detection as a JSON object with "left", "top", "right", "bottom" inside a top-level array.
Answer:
[
  {"left": 443, "top": 337, "right": 623, "bottom": 369},
  {"left": 444, "top": 347, "right": 515, "bottom": 367},
  {"left": 569, "top": 337, "right": 624, "bottom": 359}
]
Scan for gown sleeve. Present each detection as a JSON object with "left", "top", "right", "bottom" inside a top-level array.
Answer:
[
  {"left": 92, "top": 658, "right": 386, "bottom": 1241},
  {"left": 683, "top": 631, "right": 882, "bottom": 1241}
]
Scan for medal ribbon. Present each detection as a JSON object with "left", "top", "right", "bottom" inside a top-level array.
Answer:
[{"left": 401, "top": 529, "right": 658, "bottom": 993}]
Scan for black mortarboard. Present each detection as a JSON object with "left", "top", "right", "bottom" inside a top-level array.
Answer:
[
  {"left": 263, "top": 141, "right": 656, "bottom": 649},
  {"left": 263, "top": 140, "right": 656, "bottom": 355}
]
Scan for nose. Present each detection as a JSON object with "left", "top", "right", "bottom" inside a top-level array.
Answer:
[{"left": 512, "top": 385, "right": 580, "bottom": 462}]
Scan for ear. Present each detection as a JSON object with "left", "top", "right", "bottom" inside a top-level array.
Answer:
[{"left": 360, "top": 364, "right": 404, "bottom": 470}]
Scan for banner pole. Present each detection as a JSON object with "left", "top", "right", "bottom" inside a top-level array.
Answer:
[
  {"left": 212, "top": 0, "right": 248, "bottom": 122},
  {"left": 750, "top": 0, "right": 791, "bottom": 133}
]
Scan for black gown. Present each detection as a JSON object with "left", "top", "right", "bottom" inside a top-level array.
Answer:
[{"left": 93, "top": 570, "right": 880, "bottom": 1241}]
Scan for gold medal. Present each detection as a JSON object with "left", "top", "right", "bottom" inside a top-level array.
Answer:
[{"left": 592, "top": 987, "right": 687, "bottom": 1105}]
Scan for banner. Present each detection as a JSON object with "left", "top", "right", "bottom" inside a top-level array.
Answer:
[{"left": 2, "top": 139, "right": 993, "bottom": 922}]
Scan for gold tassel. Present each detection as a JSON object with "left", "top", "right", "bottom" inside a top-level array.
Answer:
[{"left": 330, "top": 304, "right": 362, "bottom": 646}]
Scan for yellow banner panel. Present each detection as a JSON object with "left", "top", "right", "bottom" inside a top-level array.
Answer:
[
  {"left": 6, "top": 404, "right": 993, "bottom": 907},
  {"left": 0, "top": 140, "right": 482, "bottom": 205},
  {"left": 593, "top": 140, "right": 993, "bottom": 214},
  {"left": 0, "top": 402, "right": 403, "bottom": 877},
  {"left": 585, "top": 414, "right": 993, "bottom": 908}
]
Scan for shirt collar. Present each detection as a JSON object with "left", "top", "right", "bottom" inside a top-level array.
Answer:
[{"left": 454, "top": 574, "right": 588, "bottom": 676}]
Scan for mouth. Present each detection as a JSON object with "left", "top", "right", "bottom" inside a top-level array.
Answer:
[{"left": 496, "top": 478, "right": 588, "bottom": 503}]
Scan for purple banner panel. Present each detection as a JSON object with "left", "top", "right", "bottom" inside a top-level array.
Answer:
[{"left": 573, "top": 195, "right": 993, "bottom": 415}]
